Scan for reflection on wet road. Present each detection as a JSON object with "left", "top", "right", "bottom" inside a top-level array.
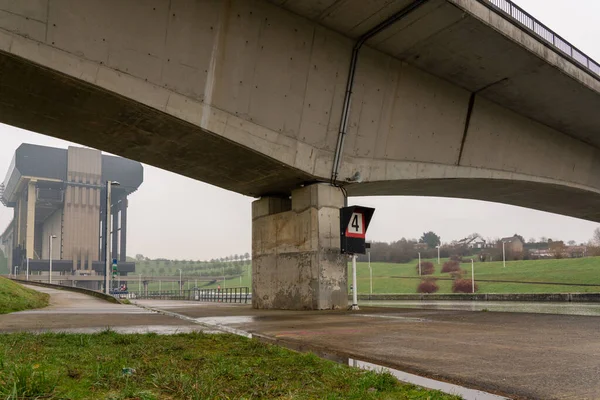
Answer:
[{"left": 360, "top": 300, "right": 600, "bottom": 316}]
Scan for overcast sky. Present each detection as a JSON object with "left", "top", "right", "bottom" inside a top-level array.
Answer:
[{"left": 1, "top": 0, "right": 599, "bottom": 260}]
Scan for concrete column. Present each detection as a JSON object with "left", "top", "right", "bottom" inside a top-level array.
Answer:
[
  {"left": 25, "top": 180, "right": 37, "bottom": 259},
  {"left": 120, "top": 198, "right": 128, "bottom": 262},
  {"left": 252, "top": 183, "right": 346, "bottom": 310}
]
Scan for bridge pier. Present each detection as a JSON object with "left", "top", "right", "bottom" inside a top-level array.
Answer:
[{"left": 252, "top": 183, "right": 347, "bottom": 310}]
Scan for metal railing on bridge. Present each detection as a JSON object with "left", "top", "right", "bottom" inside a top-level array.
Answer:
[
  {"left": 128, "top": 287, "right": 250, "bottom": 304},
  {"left": 481, "top": 0, "right": 600, "bottom": 79}
]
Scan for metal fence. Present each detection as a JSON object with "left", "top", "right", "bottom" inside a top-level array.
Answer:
[
  {"left": 128, "top": 287, "right": 250, "bottom": 304},
  {"left": 482, "top": 0, "right": 600, "bottom": 78}
]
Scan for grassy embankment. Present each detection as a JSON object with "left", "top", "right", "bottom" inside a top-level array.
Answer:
[
  {"left": 352, "top": 256, "right": 600, "bottom": 294},
  {"left": 0, "top": 276, "right": 49, "bottom": 314},
  {"left": 0, "top": 331, "right": 458, "bottom": 400}
]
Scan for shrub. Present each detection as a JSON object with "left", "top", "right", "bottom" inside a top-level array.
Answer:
[
  {"left": 449, "top": 255, "right": 463, "bottom": 263},
  {"left": 417, "top": 279, "right": 439, "bottom": 294},
  {"left": 416, "top": 261, "right": 435, "bottom": 275},
  {"left": 449, "top": 271, "right": 463, "bottom": 280},
  {"left": 441, "top": 260, "right": 461, "bottom": 273},
  {"left": 452, "top": 279, "right": 478, "bottom": 293}
]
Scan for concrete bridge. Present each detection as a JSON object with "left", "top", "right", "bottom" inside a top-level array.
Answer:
[{"left": 0, "top": 0, "right": 599, "bottom": 309}]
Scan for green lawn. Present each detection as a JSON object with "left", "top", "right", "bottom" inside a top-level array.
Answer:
[
  {"left": 352, "top": 257, "right": 600, "bottom": 294},
  {"left": 0, "top": 331, "right": 459, "bottom": 400},
  {"left": 0, "top": 277, "right": 49, "bottom": 314},
  {"left": 134, "top": 257, "right": 600, "bottom": 295}
]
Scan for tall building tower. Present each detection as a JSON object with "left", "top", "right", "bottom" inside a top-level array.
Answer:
[{"left": 0, "top": 144, "right": 143, "bottom": 286}]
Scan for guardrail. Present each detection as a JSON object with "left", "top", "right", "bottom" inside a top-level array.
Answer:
[
  {"left": 131, "top": 287, "right": 250, "bottom": 304},
  {"left": 480, "top": 0, "right": 600, "bottom": 78}
]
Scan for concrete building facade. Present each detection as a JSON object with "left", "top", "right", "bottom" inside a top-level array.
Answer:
[{"left": 0, "top": 144, "right": 143, "bottom": 285}]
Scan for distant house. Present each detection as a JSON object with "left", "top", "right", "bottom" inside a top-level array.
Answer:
[
  {"left": 566, "top": 246, "right": 587, "bottom": 258},
  {"left": 501, "top": 235, "right": 524, "bottom": 253},
  {"left": 457, "top": 235, "right": 489, "bottom": 249}
]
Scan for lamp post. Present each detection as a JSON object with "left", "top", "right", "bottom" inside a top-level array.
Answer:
[
  {"left": 138, "top": 273, "right": 142, "bottom": 293},
  {"left": 436, "top": 245, "right": 441, "bottom": 264},
  {"left": 178, "top": 268, "right": 182, "bottom": 292},
  {"left": 368, "top": 251, "right": 372, "bottom": 295},
  {"left": 471, "top": 259, "right": 475, "bottom": 293},
  {"left": 502, "top": 241, "right": 507, "bottom": 269},
  {"left": 49, "top": 234, "right": 57, "bottom": 284},
  {"left": 104, "top": 181, "right": 120, "bottom": 294},
  {"left": 222, "top": 266, "right": 225, "bottom": 288},
  {"left": 26, "top": 258, "right": 29, "bottom": 281},
  {"left": 418, "top": 252, "right": 421, "bottom": 276}
]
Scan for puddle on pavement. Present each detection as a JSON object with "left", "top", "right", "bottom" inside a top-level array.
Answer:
[
  {"left": 362, "top": 300, "right": 600, "bottom": 316},
  {"left": 194, "top": 316, "right": 255, "bottom": 325},
  {"left": 348, "top": 358, "right": 510, "bottom": 400}
]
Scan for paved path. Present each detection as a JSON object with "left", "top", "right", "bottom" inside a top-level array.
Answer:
[
  {"left": 0, "top": 285, "right": 209, "bottom": 334},
  {"left": 136, "top": 300, "right": 600, "bottom": 400}
]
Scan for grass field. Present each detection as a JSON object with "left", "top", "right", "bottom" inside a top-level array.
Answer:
[
  {"left": 352, "top": 256, "right": 600, "bottom": 294},
  {"left": 0, "top": 331, "right": 458, "bottom": 400},
  {"left": 132, "top": 257, "right": 600, "bottom": 295},
  {"left": 0, "top": 277, "right": 49, "bottom": 314}
]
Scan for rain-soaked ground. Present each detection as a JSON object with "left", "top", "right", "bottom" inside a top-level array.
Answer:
[
  {"left": 4, "top": 286, "right": 600, "bottom": 399},
  {"left": 358, "top": 299, "right": 600, "bottom": 316},
  {"left": 137, "top": 299, "right": 600, "bottom": 400}
]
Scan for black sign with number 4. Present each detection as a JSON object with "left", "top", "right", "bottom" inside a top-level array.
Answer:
[{"left": 340, "top": 206, "right": 375, "bottom": 254}]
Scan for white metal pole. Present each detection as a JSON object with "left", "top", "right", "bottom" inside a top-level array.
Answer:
[
  {"left": 222, "top": 266, "right": 225, "bottom": 288},
  {"left": 368, "top": 251, "right": 372, "bottom": 295},
  {"left": 159, "top": 280, "right": 162, "bottom": 292},
  {"left": 418, "top": 252, "right": 421, "bottom": 276},
  {"left": 138, "top": 273, "right": 141, "bottom": 293},
  {"left": 502, "top": 241, "right": 506, "bottom": 269},
  {"left": 437, "top": 246, "right": 440, "bottom": 264},
  {"left": 26, "top": 258, "right": 29, "bottom": 281},
  {"left": 351, "top": 254, "right": 359, "bottom": 310},
  {"left": 49, "top": 235, "right": 53, "bottom": 284},
  {"left": 471, "top": 259, "right": 475, "bottom": 293},
  {"left": 105, "top": 181, "right": 111, "bottom": 294}
]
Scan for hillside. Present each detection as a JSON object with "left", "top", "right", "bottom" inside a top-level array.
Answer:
[
  {"left": 0, "top": 277, "right": 49, "bottom": 314},
  {"left": 352, "top": 256, "right": 600, "bottom": 294}
]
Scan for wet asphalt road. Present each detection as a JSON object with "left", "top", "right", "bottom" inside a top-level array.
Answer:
[{"left": 136, "top": 299, "right": 600, "bottom": 400}]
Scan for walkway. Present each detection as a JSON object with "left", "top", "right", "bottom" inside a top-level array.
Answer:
[
  {"left": 0, "top": 285, "right": 210, "bottom": 334},
  {"left": 136, "top": 300, "right": 600, "bottom": 400}
]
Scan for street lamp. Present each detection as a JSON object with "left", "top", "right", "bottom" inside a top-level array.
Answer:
[
  {"left": 104, "top": 181, "right": 120, "bottom": 294},
  {"left": 178, "top": 268, "right": 182, "bottom": 292},
  {"left": 222, "top": 266, "right": 225, "bottom": 288},
  {"left": 418, "top": 252, "right": 421, "bottom": 276},
  {"left": 49, "top": 234, "right": 57, "bottom": 284},
  {"left": 368, "top": 250, "right": 372, "bottom": 295},
  {"left": 502, "top": 241, "right": 507, "bottom": 269},
  {"left": 471, "top": 259, "right": 475, "bottom": 293},
  {"left": 138, "top": 273, "right": 142, "bottom": 293},
  {"left": 436, "top": 245, "right": 441, "bottom": 265}
]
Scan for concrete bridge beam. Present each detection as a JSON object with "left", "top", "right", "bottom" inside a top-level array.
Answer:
[{"left": 252, "top": 183, "right": 346, "bottom": 310}]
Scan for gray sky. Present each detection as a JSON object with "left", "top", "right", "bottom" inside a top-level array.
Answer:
[{"left": 1, "top": 0, "right": 599, "bottom": 260}]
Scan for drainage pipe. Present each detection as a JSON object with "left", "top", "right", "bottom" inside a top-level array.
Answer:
[{"left": 330, "top": 0, "right": 429, "bottom": 185}]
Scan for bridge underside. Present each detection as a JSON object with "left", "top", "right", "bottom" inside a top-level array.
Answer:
[
  {"left": 0, "top": 51, "right": 311, "bottom": 198},
  {"left": 1, "top": 0, "right": 600, "bottom": 309}
]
